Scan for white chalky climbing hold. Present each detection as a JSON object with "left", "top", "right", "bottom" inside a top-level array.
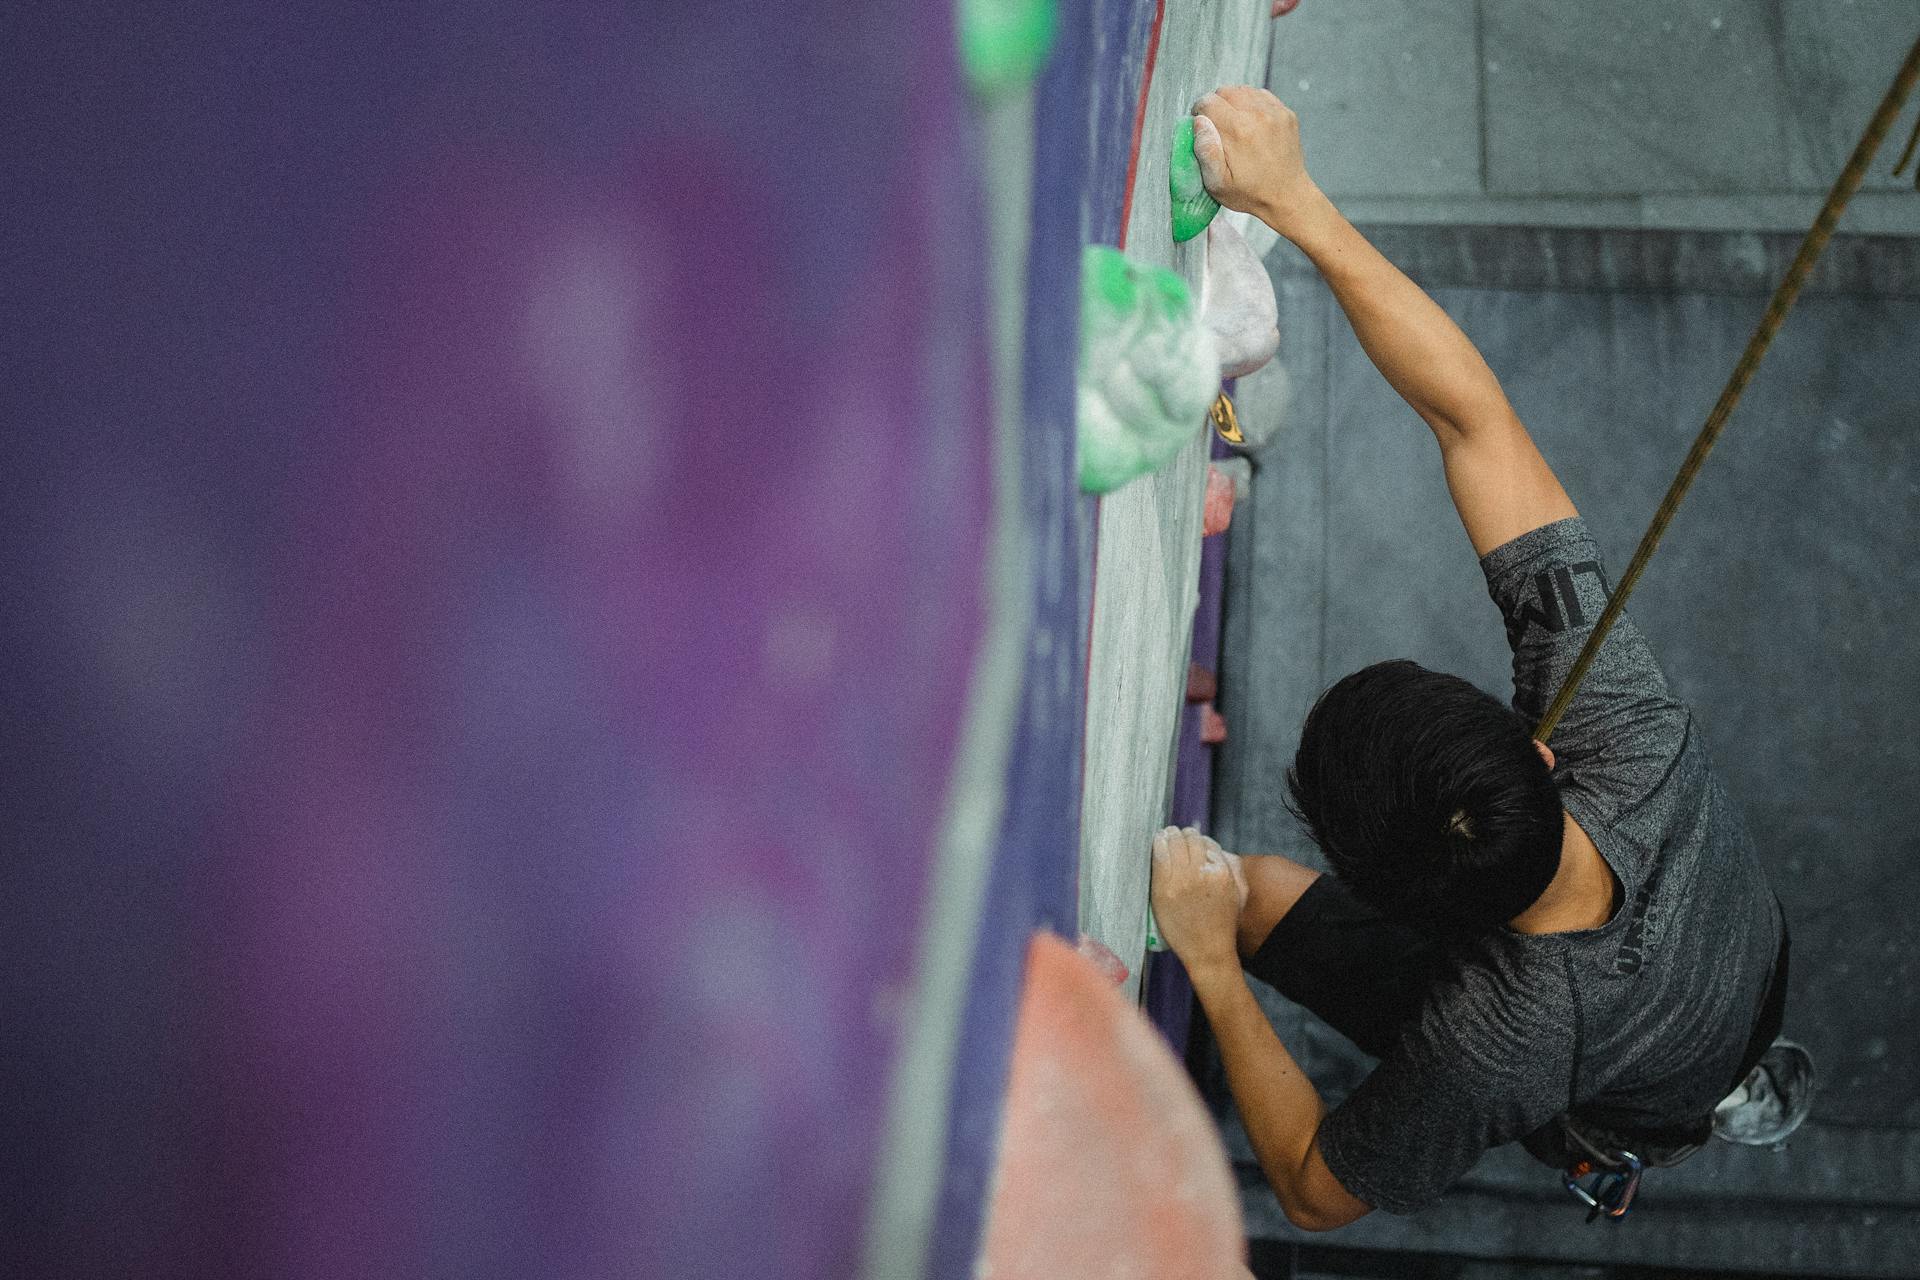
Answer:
[
  {"left": 1077, "top": 245, "right": 1221, "bottom": 493},
  {"left": 1223, "top": 208, "right": 1281, "bottom": 262},
  {"left": 1074, "top": 933, "right": 1131, "bottom": 987},
  {"left": 1225, "top": 363, "right": 1291, "bottom": 454},
  {"left": 1200, "top": 218, "right": 1279, "bottom": 379}
]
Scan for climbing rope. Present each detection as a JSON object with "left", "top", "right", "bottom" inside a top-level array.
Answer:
[{"left": 1534, "top": 34, "right": 1920, "bottom": 743}]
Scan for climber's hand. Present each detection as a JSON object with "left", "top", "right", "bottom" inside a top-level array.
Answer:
[
  {"left": 1191, "top": 87, "right": 1317, "bottom": 233},
  {"left": 1149, "top": 826, "right": 1242, "bottom": 976}
]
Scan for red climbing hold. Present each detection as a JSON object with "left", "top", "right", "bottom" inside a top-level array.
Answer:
[
  {"left": 1201, "top": 704, "right": 1227, "bottom": 745},
  {"left": 1186, "top": 663, "right": 1218, "bottom": 704},
  {"left": 1203, "top": 464, "right": 1235, "bottom": 537},
  {"left": 1075, "top": 933, "right": 1131, "bottom": 987}
]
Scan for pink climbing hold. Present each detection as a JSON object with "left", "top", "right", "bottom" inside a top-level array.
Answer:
[
  {"left": 1201, "top": 704, "right": 1227, "bottom": 745},
  {"left": 1186, "top": 662, "right": 1217, "bottom": 705},
  {"left": 1272, "top": 0, "right": 1301, "bottom": 15},
  {"left": 977, "top": 934, "right": 1246, "bottom": 1279},
  {"left": 1075, "top": 933, "right": 1131, "bottom": 987},
  {"left": 1203, "top": 464, "right": 1235, "bottom": 537}
]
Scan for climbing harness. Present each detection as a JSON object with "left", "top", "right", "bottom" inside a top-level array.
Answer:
[
  {"left": 1209, "top": 390, "right": 1243, "bottom": 445},
  {"left": 1534, "top": 33, "right": 1920, "bottom": 743},
  {"left": 1552, "top": 912, "right": 1790, "bottom": 1220},
  {"left": 1550, "top": 1112, "right": 1703, "bottom": 1223}
]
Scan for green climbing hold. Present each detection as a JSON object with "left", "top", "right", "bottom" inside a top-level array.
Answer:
[
  {"left": 1077, "top": 245, "right": 1220, "bottom": 494},
  {"left": 1169, "top": 118, "right": 1220, "bottom": 243},
  {"left": 958, "top": 0, "right": 1058, "bottom": 98}
]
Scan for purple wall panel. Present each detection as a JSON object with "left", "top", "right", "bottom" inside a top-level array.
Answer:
[
  {"left": 3, "top": 5, "right": 991, "bottom": 1278},
  {"left": 925, "top": 1, "right": 1163, "bottom": 1273},
  {"left": 1084, "top": 0, "right": 1169, "bottom": 249}
]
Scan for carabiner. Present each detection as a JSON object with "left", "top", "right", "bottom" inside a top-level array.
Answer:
[{"left": 1563, "top": 1151, "right": 1643, "bottom": 1223}]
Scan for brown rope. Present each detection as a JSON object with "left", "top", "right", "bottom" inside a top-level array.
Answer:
[{"left": 1535, "top": 34, "right": 1920, "bottom": 743}]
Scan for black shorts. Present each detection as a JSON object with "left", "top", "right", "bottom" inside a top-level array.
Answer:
[{"left": 1241, "top": 873, "right": 1450, "bottom": 1060}]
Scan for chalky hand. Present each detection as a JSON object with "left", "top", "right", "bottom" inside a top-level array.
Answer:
[{"left": 1149, "top": 826, "right": 1245, "bottom": 974}]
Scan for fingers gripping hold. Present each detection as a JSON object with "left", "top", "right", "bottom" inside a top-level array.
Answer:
[
  {"left": 1150, "top": 826, "right": 1251, "bottom": 967},
  {"left": 1187, "top": 85, "right": 1313, "bottom": 225},
  {"left": 1154, "top": 826, "right": 1249, "bottom": 911},
  {"left": 1191, "top": 113, "right": 1227, "bottom": 193}
]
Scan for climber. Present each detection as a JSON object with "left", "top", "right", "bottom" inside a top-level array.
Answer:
[{"left": 1147, "top": 86, "right": 1805, "bottom": 1231}]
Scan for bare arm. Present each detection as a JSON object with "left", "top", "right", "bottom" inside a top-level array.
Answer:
[
  {"left": 1187, "top": 961, "right": 1370, "bottom": 1232},
  {"left": 1149, "top": 829, "right": 1371, "bottom": 1231},
  {"left": 1193, "top": 88, "right": 1577, "bottom": 555}
]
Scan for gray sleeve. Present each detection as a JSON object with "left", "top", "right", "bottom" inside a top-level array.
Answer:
[
  {"left": 1316, "top": 972, "right": 1573, "bottom": 1215},
  {"left": 1479, "top": 518, "right": 1690, "bottom": 825}
]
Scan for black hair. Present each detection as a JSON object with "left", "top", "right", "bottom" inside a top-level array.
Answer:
[{"left": 1285, "top": 659, "right": 1562, "bottom": 931}]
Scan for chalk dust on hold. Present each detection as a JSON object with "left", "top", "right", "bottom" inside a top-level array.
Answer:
[
  {"left": 1076, "top": 246, "right": 1219, "bottom": 493},
  {"left": 1170, "top": 117, "right": 1222, "bottom": 243},
  {"left": 1201, "top": 218, "right": 1279, "bottom": 379}
]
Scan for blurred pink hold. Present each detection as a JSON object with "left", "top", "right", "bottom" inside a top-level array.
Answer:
[
  {"left": 1201, "top": 704, "right": 1227, "bottom": 745},
  {"left": 1202, "top": 465, "right": 1235, "bottom": 537},
  {"left": 979, "top": 935, "right": 1245, "bottom": 1278},
  {"left": 1272, "top": 0, "right": 1301, "bottom": 15},
  {"left": 1075, "top": 933, "right": 1130, "bottom": 987}
]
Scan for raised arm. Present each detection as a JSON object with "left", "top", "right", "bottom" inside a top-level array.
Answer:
[{"left": 1193, "top": 87, "right": 1576, "bottom": 556}]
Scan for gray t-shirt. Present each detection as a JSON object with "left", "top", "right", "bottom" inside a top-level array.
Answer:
[{"left": 1316, "top": 518, "right": 1781, "bottom": 1215}]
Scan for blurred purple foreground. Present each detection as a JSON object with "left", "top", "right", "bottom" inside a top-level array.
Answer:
[{"left": 4, "top": 4, "right": 998, "bottom": 1276}]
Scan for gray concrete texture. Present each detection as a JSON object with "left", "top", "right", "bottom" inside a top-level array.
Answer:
[
  {"left": 1267, "top": 0, "right": 1920, "bottom": 235},
  {"left": 1213, "top": 224, "right": 1920, "bottom": 1272}
]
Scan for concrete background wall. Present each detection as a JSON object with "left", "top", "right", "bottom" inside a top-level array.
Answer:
[{"left": 1268, "top": 0, "right": 1920, "bottom": 236}]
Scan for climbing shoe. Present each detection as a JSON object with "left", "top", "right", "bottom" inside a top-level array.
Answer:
[{"left": 1712, "top": 1038, "right": 1816, "bottom": 1147}]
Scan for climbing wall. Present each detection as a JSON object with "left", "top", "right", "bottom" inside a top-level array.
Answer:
[
  {"left": 909, "top": 0, "right": 1277, "bottom": 1271},
  {"left": 1078, "top": 0, "right": 1274, "bottom": 998},
  {"left": 911, "top": 2, "right": 1136, "bottom": 1273},
  {"left": 1, "top": 3, "right": 1277, "bottom": 1279}
]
